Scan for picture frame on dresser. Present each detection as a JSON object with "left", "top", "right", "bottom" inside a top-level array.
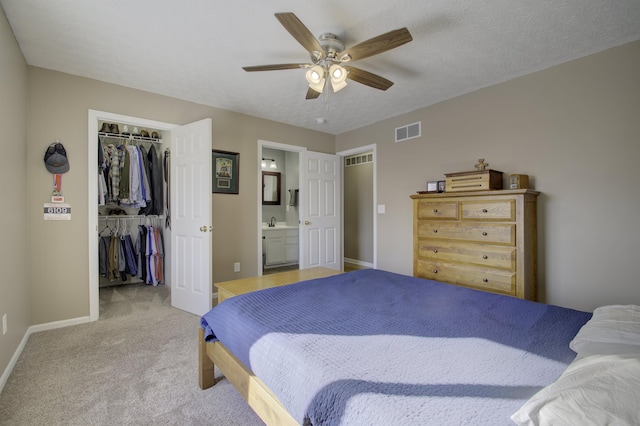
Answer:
[{"left": 212, "top": 149, "right": 239, "bottom": 194}]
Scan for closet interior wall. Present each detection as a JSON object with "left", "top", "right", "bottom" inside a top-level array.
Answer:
[{"left": 97, "top": 120, "right": 171, "bottom": 288}]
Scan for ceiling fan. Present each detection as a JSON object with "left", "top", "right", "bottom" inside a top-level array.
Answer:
[{"left": 243, "top": 13, "right": 413, "bottom": 99}]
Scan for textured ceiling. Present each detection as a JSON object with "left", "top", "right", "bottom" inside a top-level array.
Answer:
[{"left": 2, "top": 0, "right": 639, "bottom": 135}]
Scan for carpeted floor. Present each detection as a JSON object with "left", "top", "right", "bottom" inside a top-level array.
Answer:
[{"left": 0, "top": 284, "right": 264, "bottom": 425}]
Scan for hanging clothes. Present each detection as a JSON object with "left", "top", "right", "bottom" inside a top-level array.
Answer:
[
  {"left": 152, "top": 225, "right": 164, "bottom": 284},
  {"left": 120, "top": 233, "right": 138, "bottom": 278},
  {"left": 99, "top": 235, "right": 110, "bottom": 277},
  {"left": 149, "top": 145, "right": 164, "bottom": 216},
  {"left": 120, "top": 145, "right": 147, "bottom": 208},
  {"left": 135, "top": 223, "right": 165, "bottom": 286},
  {"left": 98, "top": 137, "right": 159, "bottom": 210},
  {"left": 118, "top": 235, "right": 128, "bottom": 281},
  {"left": 138, "top": 144, "right": 163, "bottom": 216},
  {"left": 108, "top": 235, "right": 119, "bottom": 281},
  {"left": 137, "top": 224, "right": 148, "bottom": 283},
  {"left": 118, "top": 146, "right": 131, "bottom": 202}
]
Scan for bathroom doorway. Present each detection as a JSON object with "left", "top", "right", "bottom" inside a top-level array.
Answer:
[
  {"left": 261, "top": 146, "right": 300, "bottom": 274},
  {"left": 257, "top": 140, "right": 343, "bottom": 274}
]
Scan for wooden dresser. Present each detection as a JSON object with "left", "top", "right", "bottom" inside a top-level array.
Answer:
[{"left": 410, "top": 189, "right": 539, "bottom": 300}]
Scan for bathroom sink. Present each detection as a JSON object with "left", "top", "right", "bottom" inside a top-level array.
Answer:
[{"left": 262, "top": 223, "right": 297, "bottom": 230}]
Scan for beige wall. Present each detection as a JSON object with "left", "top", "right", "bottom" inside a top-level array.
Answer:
[
  {"left": 0, "top": 6, "right": 29, "bottom": 383},
  {"left": 336, "top": 40, "right": 640, "bottom": 312},
  {"left": 24, "top": 68, "right": 333, "bottom": 326}
]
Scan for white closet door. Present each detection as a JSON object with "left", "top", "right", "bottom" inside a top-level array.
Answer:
[
  {"left": 170, "top": 118, "right": 213, "bottom": 316},
  {"left": 299, "top": 151, "right": 342, "bottom": 271}
]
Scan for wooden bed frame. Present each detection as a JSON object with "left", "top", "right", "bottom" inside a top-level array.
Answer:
[
  {"left": 199, "top": 329, "right": 297, "bottom": 425},
  {"left": 198, "top": 267, "right": 342, "bottom": 425}
]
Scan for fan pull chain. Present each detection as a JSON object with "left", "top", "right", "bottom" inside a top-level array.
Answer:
[{"left": 324, "top": 88, "right": 330, "bottom": 111}]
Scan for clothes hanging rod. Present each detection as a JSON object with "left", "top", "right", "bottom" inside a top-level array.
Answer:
[
  {"left": 98, "top": 214, "right": 165, "bottom": 219},
  {"left": 98, "top": 132, "right": 163, "bottom": 144}
]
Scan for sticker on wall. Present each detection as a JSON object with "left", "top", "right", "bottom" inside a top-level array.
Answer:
[{"left": 44, "top": 203, "right": 71, "bottom": 220}]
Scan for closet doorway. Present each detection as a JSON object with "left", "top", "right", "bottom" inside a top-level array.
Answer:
[
  {"left": 88, "top": 110, "right": 213, "bottom": 320},
  {"left": 338, "top": 144, "right": 377, "bottom": 271}
]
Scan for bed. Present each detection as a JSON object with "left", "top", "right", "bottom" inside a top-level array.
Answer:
[{"left": 199, "top": 269, "right": 607, "bottom": 425}]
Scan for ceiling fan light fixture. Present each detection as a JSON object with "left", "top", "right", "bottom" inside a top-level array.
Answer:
[
  {"left": 330, "top": 64, "right": 345, "bottom": 80},
  {"left": 306, "top": 65, "right": 326, "bottom": 93},
  {"left": 329, "top": 64, "right": 348, "bottom": 92}
]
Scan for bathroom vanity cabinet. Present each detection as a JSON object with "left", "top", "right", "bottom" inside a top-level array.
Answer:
[{"left": 263, "top": 227, "right": 299, "bottom": 268}]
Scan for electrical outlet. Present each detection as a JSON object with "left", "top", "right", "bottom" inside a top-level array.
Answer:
[
  {"left": 234, "top": 262, "right": 240, "bottom": 272},
  {"left": 2, "top": 314, "right": 7, "bottom": 335}
]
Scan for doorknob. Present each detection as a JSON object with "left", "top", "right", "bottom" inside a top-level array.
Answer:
[
  {"left": 200, "top": 226, "right": 207, "bottom": 232},
  {"left": 304, "top": 220, "right": 311, "bottom": 225}
]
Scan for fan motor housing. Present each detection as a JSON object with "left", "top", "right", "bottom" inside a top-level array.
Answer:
[{"left": 311, "top": 33, "right": 345, "bottom": 62}]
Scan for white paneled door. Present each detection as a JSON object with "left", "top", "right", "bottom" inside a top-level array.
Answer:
[
  {"left": 299, "top": 151, "right": 342, "bottom": 271},
  {"left": 170, "top": 118, "right": 213, "bottom": 316}
]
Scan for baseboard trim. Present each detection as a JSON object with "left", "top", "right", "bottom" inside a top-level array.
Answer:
[
  {"left": 0, "top": 315, "right": 92, "bottom": 395},
  {"left": 0, "top": 330, "right": 30, "bottom": 395},
  {"left": 28, "top": 316, "right": 92, "bottom": 334},
  {"left": 344, "top": 258, "right": 374, "bottom": 269}
]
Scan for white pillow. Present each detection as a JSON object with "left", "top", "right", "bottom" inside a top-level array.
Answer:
[
  {"left": 569, "top": 304, "right": 640, "bottom": 357},
  {"left": 512, "top": 353, "right": 640, "bottom": 426}
]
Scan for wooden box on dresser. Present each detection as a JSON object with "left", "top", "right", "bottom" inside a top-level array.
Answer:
[{"left": 410, "top": 189, "right": 539, "bottom": 300}]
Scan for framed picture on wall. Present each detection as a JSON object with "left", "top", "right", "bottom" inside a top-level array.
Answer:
[{"left": 212, "top": 150, "right": 239, "bottom": 194}]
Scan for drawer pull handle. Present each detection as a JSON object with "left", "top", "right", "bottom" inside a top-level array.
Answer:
[
  {"left": 482, "top": 232, "right": 488, "bottom": 236},
  {"left": 482, "top": 255, "right": 488, "bottom": 259},
  {"left": 483, "top": 278, "right": 488, "bottom": 283},
  {"left": 433, "top": 229, "right": 438, "bottom": 233},
  {"left": 482, "top": 209, "right": 488, "bottom": 213},
  {"left": 433, "top": 249, "right": 438, "bottom": 253},
  {"left": 433, "top": 269, "right": 438, "bottom": 274},
  {"left": 433, "top": 209, "right": 438, "bottom": 213}
]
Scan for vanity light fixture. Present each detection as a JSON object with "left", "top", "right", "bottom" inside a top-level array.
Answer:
[{"left": 262, "top": 157, "right": 277, "bottom": 169}]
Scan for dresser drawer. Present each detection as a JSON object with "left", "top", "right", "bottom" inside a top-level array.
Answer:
[
  {"left": 416, "top": 200, "right": 459, "bottom": 220},
  {"left": 416, "top": 259, "right": 516, "bottom": 295},
  {"left": 417, "top": 240, "right": 516, "bottom": 270},
  {"left": 462, "top": 200, "right": 515, "bottom": 221},
  {"left": 417, "top": 222, "right": 516, "bottom": 245}
]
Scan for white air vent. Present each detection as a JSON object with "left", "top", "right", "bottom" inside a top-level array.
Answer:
[
  {"left": 395, "top": 121, "right": 421, "bottom": 143},
  {"left": 345, "top": 152, "right": 373, "bottom": 167}
]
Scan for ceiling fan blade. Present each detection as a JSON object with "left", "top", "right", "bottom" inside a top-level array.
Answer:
[
  {"left": 275, "top": 12, "right": 325, "bottom": 59},
  {"left": 338, "top": 28, "right": 412, "bottom": 62},
  {"left": 243, "top": 63, "right": 310, "bottom": 72},
  {"left": 343, "top": 66, "right": 394, "bottom": 91},
  {"left": 306, "top": 87, "right": 322, "bottom": 100}
]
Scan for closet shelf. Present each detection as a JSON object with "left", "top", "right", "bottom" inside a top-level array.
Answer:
[{"left": 98, "top": 132, "right": 163, "bottom": 144}]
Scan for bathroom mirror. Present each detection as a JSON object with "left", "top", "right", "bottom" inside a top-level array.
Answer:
[{"left": 262, "top": 171, "right": 281, "bottom": 205}]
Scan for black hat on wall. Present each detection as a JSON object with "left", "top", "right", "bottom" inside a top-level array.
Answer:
[{"left": 44, "top": 142, "right": 70, "bottom": 174}]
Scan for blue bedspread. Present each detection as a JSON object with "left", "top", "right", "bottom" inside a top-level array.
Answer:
[{"left": 201, "top": 269, "right": 591, "bottom": 425}]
